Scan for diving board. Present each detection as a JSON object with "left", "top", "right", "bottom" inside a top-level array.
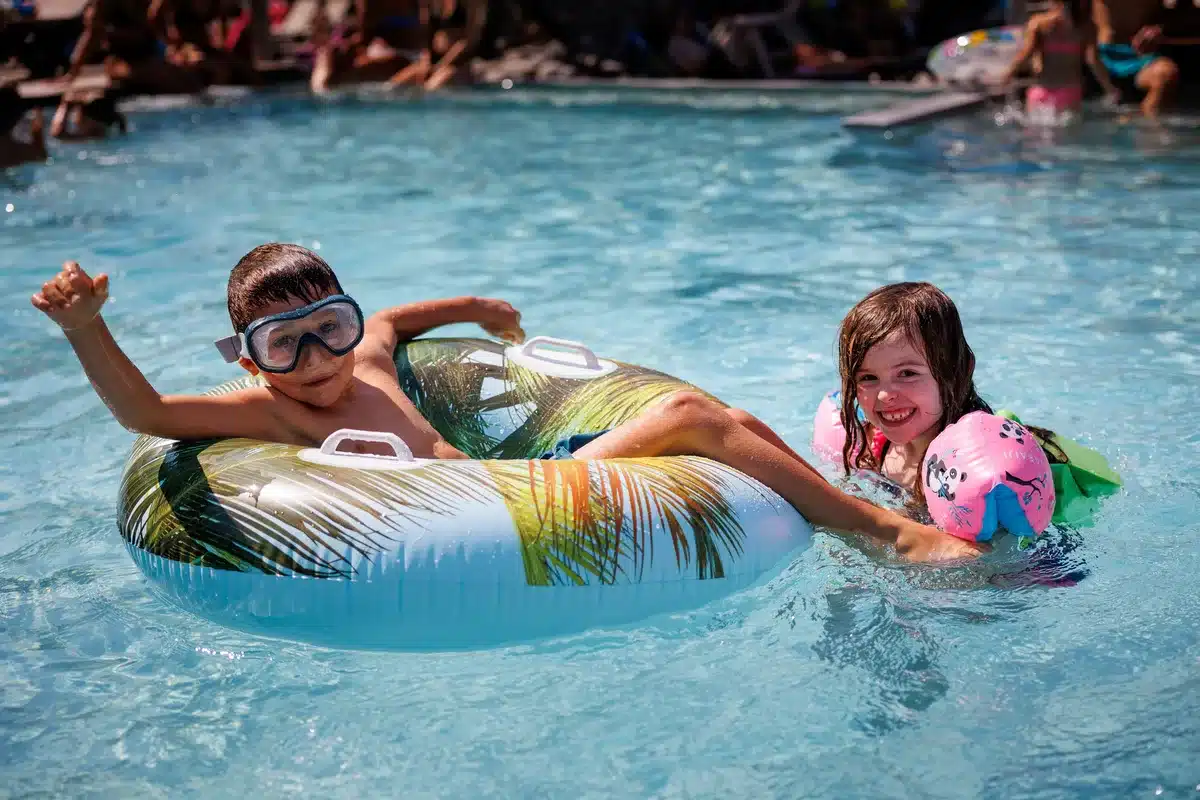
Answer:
[{"left": 842, "top": 88, "right": 1008, "bottom": 129}]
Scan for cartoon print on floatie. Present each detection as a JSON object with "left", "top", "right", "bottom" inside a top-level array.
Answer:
[
  {"left": 922, "top": 411, "right": 1054, "bottom": 542},
  {"left": 924, "top": 452, "right": 966, "bottom": 502}
]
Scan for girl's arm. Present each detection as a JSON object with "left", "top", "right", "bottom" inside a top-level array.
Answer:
[{"left": 1000, "top": 17, "right": 1042, "bottom": 84}]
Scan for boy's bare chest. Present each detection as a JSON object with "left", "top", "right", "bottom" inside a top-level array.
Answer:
[{"left": 299, "top": 370, "right": 449, "bottom": 457}]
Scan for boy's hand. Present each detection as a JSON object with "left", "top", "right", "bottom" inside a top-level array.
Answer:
[
  {"left": 475, "top": 298, "right": 525, "bottom": 344},
  {"left": 31, "top": 261, "right": 109, "bottom": 332},
  {"left": 896, "top": 522, "right": 989, "bottom": 563}
]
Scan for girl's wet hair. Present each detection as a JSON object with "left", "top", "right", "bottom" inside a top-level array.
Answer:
[
  {"left": 836, "top": 282, "right": 991, "bottom": 475},
  {"left": 227, "top": 243, "right": 345, "bottom": 332}
]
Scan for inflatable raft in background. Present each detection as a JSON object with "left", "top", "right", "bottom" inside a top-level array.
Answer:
[
  {"left": 118, "top": 337, "right": 813, "bottom": 650},
  {"left": 927, "top": 25, "right": 1025, "bottom": 84}
]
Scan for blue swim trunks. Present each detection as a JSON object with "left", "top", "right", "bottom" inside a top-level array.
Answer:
[
  {"left": 538, "top": 430, "right": 611, "bottom": 460},
  {"left": 1098, "top": 44, "right": 1156, "bottom": 79}
]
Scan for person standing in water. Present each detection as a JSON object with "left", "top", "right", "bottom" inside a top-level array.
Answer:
[{"left": 1000, "top": 0, "right": 1119, "bottom": 125}]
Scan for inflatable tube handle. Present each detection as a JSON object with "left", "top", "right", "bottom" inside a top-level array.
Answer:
[
  {"left": 319, "top": 429, "right": 415, "bottom": 461},
  {"left": 519, "top": 336, "right": 602, "bottom": 370}
]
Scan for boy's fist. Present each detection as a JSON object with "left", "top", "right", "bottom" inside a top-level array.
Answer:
[{"left": 32, "top": 261, "right": 109, "bottom": 331}]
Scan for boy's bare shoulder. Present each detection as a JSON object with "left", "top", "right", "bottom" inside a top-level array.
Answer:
[{"left": 355, "top": 328, "right": 401, "bottom": 371}]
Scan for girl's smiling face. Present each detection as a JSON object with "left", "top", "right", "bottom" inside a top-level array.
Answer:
[{"left": 854, "top": 332, "right": 944, "bottom": 446}]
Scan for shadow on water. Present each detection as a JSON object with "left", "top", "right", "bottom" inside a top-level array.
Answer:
[
  {"left": 811, "top": 584, "right": 951, "bottom": 735},
  {"left": 988, "top": 526, "right": 1090, "bottom": 589}
]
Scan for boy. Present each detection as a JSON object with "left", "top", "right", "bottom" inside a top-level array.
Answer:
[
  {"left": 31, "top": 243, "right": 523, "bottom": 458},
  {"left": 33, "top": 243, "right": 980, "bottom": 562}
]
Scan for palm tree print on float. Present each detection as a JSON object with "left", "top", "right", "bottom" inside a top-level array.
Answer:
[{"left": 119, "top": 339, "right": 753, "bottom": 586}]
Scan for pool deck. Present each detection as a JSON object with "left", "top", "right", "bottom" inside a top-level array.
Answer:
[
  {"left": 12, "top": 68, "right": 1196, "bottom": 128},
  {"left": 528, "top": 77, "right": 942, "bottom": 95}
]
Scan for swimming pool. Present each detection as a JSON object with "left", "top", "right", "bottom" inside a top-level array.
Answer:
[{"left": 3, "top": 87, "right": 1198, "bottom": 797}]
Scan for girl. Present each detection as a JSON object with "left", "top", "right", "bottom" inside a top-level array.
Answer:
[
  {"left": 550, "top": 283, "right": 991, "bottom": 564},
  {"left": 835, "top": 282, "right": 987, "bottom": 498},
  {"left": 999, "top": 0, "right": 1119, "bottom": 124}
]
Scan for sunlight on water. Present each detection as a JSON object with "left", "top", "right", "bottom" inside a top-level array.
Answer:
[{"left": 1, "top": 90, "right": 1198, "bottom": 797}]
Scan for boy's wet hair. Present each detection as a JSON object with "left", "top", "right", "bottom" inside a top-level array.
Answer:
[
  {"left": 836, "top": 282, "right": 992, "bottom": 475},
  {"left": 227, "top": 243, "right": 345, "bottom": 333}
]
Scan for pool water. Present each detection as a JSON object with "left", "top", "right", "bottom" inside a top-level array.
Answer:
[{"left": 3, "top": 88, "right": 1199, "bottom": 797}]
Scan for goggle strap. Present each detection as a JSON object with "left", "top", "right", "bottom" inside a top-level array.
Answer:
[{"left": 214, "top": 334, "right": 245, "bottom": 363}]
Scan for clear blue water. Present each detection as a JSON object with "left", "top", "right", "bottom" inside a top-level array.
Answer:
[{"left": 3, "top": 87, "right": 1199, "bottom": 797}]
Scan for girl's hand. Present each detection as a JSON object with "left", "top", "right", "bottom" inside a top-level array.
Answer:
[
  {"left": 896, "top": 522, "right": 989, "bottom": 562},
  {"left": 31, "top": 261, "right": 109, "bottom": 332}
]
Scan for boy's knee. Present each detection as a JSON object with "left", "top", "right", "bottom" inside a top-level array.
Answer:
[
  {"left": 724, "top": 407, "right": 757, "bottom": 427},
  {"left": 658, "top": 391, "right": 724, "bottom": 428}
]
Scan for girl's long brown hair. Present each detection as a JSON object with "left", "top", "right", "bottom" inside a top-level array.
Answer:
[{"left": 836, "top": 283, "right": 992, "bottom": 478}]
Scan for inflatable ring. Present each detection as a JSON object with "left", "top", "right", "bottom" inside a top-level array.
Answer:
[
  {"left": 119, "top": 337, "right": 813, "bottom": 650},
  {"left": 927, "top": 25, "right": 1025, "bottom": 84}
]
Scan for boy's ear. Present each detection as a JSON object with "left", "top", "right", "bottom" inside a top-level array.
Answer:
[{"left": 238, "top": 357, "right": 261, "bottom": 376}]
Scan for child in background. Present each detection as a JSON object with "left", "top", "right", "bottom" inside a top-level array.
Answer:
[{"left": 1000, "top": 0, "right": 1119, "bottom": 125}]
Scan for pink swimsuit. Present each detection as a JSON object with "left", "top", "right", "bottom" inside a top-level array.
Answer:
[
  {"left": 1027, "top": 25, "right": 1085, "bottom": 113},
  {"left": 1026, "top": 84, "right": 1083, "bottom": 111}
]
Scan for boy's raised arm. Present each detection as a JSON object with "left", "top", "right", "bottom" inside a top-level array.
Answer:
[
  {"left": 364, "top": 296, "right": 525, "bottom": 354},
  {"left": 32, "top": 262, "right": 283, "bottom": 442}
]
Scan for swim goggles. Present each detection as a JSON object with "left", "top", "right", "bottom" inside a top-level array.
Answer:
[{"left": 214, "top": 295, "right": 365, "bottom": 373}]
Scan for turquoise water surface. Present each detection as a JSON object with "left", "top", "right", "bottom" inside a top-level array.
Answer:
[{"left": 3, "top": 88, "right": 1198, "bottom": 797}]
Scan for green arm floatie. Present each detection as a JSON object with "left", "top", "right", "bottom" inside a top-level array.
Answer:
[{"left": 997, "top": 410, "right": 1123, "bottom": 527}]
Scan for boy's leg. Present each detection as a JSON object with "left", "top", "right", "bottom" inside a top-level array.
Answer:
[
  {"left": 722, "top": 406, "right": 825, "bottom": 481},
  {"left": 572, "top": 392, "right": 982, "bottom": 561}
]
